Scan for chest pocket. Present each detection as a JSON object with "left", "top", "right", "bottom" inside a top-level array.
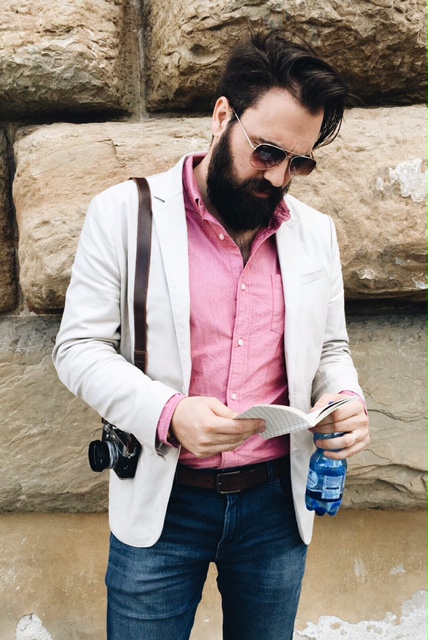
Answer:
[{"left": 301, "top": 267, "right": 326, "bottom": 286}]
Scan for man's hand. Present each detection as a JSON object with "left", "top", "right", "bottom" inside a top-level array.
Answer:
[
  {"left": 170, "top": 396, "right": 266, "bottom": 458},
  {"left": 309, "top": 393, "right": 369, "bottom": 460}
]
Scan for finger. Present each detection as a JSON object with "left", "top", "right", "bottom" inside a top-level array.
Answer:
[
  {"left": 312, "top": 406, "right": 368, "bottom": 435},
  {"left": 231, "top": 417, "right": 266, "bottom": 434},
  {"left": 190, "top": 425, "right": 264, "bottom": 457},
  {"left": 204, "top": 417, "right": 263, "bottom": 437},
  {"left": 315, "top": 403, "right": 360, "bottom": 428},
  {"left": 321, "top": 431, "right": 370, "bottom": 460},
  {"left": 196, "top": 416, "right": 265, "bottom": 442}
]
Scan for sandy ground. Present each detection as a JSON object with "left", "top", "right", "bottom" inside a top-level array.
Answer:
[{"left": 1, "top": 510, "right": 426, "bottom": 640}]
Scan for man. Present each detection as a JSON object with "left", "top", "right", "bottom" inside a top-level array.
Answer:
[{"left": 53, "top": 30, "right": 369, "bottom": 640}]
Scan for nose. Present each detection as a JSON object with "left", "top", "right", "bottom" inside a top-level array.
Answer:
[{"left": 262, "top": 157, "right": 292, "bottom": 188}]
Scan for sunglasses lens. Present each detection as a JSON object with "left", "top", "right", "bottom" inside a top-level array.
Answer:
[
  {"left": 251, "top": 145, "right": 316, "bottom": 176},
  {"left": 289, "top": 156, "right": 316, "bottom": 176},
  {"left": 251, "top": 144, "right": 286, "bottom": 169}
]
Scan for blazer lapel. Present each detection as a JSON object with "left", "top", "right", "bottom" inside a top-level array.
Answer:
[
  {"left": 275, "top": 217, "right": 301, "bottom": 404},
  {"left": 148, "top": 162, "right": 192, "bottom": 391}
]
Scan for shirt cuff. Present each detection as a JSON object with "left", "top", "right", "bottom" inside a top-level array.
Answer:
[{"left": 157, "top": 393, "right": 186, "bottom": 447}]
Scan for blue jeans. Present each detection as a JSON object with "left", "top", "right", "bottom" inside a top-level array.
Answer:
[{"left": 106, "top": 461, "right": 307, "bottom": 640}]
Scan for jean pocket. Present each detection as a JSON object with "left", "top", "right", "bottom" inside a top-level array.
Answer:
[{"left": 274, "top": 474, "right": 292, "bottom": 499}]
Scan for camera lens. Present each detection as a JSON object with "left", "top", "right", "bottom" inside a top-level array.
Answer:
[{"left": 88, "top": 440, "right": 116, "bottom": 472}]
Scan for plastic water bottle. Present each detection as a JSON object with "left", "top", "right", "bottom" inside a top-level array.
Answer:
[{"left": 305, "top": 432, "right": 347, "bottom": 516}]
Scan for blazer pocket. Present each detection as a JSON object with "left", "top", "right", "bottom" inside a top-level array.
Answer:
[{"left": 301, "top": 267, "right": 326, "bottom": 285}]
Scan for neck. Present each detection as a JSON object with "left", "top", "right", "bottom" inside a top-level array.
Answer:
[{"left": 229, "top": 227, "right": 261, "bottom": 264}]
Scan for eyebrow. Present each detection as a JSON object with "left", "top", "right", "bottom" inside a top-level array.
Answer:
[{"left": 233, "top": 107, "right": 314, "bottom": 158}]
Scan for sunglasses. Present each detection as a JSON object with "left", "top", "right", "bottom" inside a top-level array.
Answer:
[{"left": 231, "top": 107, "right": 317, "bottom": 177}]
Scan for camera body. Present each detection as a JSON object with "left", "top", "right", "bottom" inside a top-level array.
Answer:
[{"left": 88, "top": 420, "right": 142, "bottom": 479}]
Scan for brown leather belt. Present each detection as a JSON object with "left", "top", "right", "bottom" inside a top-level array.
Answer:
[{"left": 175, "top": 456, "right": 290, "bottom": 495}]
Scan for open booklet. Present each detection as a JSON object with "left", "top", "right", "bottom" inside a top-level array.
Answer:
[{"left": 236, "top": 396, "right": 355, "bottom": 439}]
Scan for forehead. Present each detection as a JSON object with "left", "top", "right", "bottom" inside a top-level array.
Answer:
[{"left": 243, "top": 88, "right": 323, "bottom": 152}]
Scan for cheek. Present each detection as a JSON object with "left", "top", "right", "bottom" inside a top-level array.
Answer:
[
  {"left": 230, "top": 150, "right": 261, "bottom": 183},
  {"left": 227, "top": 128, "right": 259, "bottom": 180}
]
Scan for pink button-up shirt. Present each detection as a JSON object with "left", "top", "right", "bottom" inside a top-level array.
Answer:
[{"left": 157, "top": 154, "right": 291, "bottom": 468}]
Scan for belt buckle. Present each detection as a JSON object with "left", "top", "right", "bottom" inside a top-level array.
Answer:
[{"left": 215, "top": 470, "right": 242, "bottom": 495}]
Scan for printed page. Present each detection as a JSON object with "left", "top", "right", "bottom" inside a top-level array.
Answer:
[
  {"left": 236, "top": 397, "right": 354, "bottom": 440},
  {"left": 236, "top": 405, "right": 311, "bottom": 439}
]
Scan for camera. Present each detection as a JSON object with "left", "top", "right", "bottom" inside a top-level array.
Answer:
[{"left": 88, "top": 420, "right": 142, "bottom": 479}]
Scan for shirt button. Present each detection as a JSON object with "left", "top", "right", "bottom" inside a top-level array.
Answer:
[
  {"left": 237, "top": 338, "right": 244, "bottom": 346},
  {"left": 231, "top": 393, "right": 237, "bottom": 401},
  {"left": 219, "top": 233, "right": 225, "bottom": 240},
  {"left": 241, "top": 283, "right": 246, "bottom": 290}
]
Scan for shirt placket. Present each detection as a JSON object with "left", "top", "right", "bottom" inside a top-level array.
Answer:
[{"left": 227, "top": 264, "right": 251, "bottom": 411}]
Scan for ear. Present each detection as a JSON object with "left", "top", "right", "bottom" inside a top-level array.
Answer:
[{"left": 211, "top": 96, "right": 233, "bottom": 139}]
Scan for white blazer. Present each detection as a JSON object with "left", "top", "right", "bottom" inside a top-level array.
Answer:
[{"left": 53, "top": 155, "right": 363, "bottom": 547}]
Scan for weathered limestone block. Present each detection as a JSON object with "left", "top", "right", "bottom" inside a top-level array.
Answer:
[
  {"left": 0, "top": 130, "right": 17, "bottom": 312},
  {"left": 13, "top": 105, "right": 426, "bottom": 310},
  {"left": 0, "top": 313, "right": 425, "bottom": 511},
  {"left": 13, "top": 119, "right": 212, "bottom": 310},
  {"left": 343, "top": 312, "right": 427, "bottom": 510},
  {"left": 0, "top": 0, "right": 137, "bottom": 117},
  {"left": 291, "top": 106, "right": 427, "bottom": 300},
  {"left": 145, "top": 0, "right": 427, "bottom": 111},
  {"left": 0, "top": 316, "right": 107, "bottom": 512}
]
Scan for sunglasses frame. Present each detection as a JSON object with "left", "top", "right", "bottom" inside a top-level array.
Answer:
[{"left": 231, "top": 107, "right": 317, "bottom": 177}]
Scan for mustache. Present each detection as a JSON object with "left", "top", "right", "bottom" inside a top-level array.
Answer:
[{"left": 239, "top": 178, "right": 286, "bottom": 198}]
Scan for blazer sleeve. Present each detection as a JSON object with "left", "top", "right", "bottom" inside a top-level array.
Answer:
[
  {"left": 311, "top": 216, "right": 364, "bottom": 403},
  {"left": 52, "top": 189, "right": 178, "bottom": 450}
]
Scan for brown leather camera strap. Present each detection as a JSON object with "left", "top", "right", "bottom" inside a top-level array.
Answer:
[{"left": 130, "top": 177, "right": 152, "bottom": 373}]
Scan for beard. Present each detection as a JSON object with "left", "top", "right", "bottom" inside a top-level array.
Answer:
[{"left": 206, "top": 125, "right": 289, "bottom": 233}]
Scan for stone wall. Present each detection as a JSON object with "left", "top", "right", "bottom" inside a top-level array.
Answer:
[{"left": 0, "top": 0, "right": 426, "bottom": 512}]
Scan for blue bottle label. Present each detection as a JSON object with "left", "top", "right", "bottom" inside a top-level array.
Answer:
[
  {"left": 306, "top": 433, "right": 347, "bottom": 514},
  {"left": 307, "top": 469, "right": 318, "bottom": 489},
  {"left": 321, "top": 475, "right": 344, "bottom": 500}
]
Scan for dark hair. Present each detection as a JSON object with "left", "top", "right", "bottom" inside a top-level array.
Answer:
[{"left": 216, "top": 30, "right": 348, "bottom": 149}]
